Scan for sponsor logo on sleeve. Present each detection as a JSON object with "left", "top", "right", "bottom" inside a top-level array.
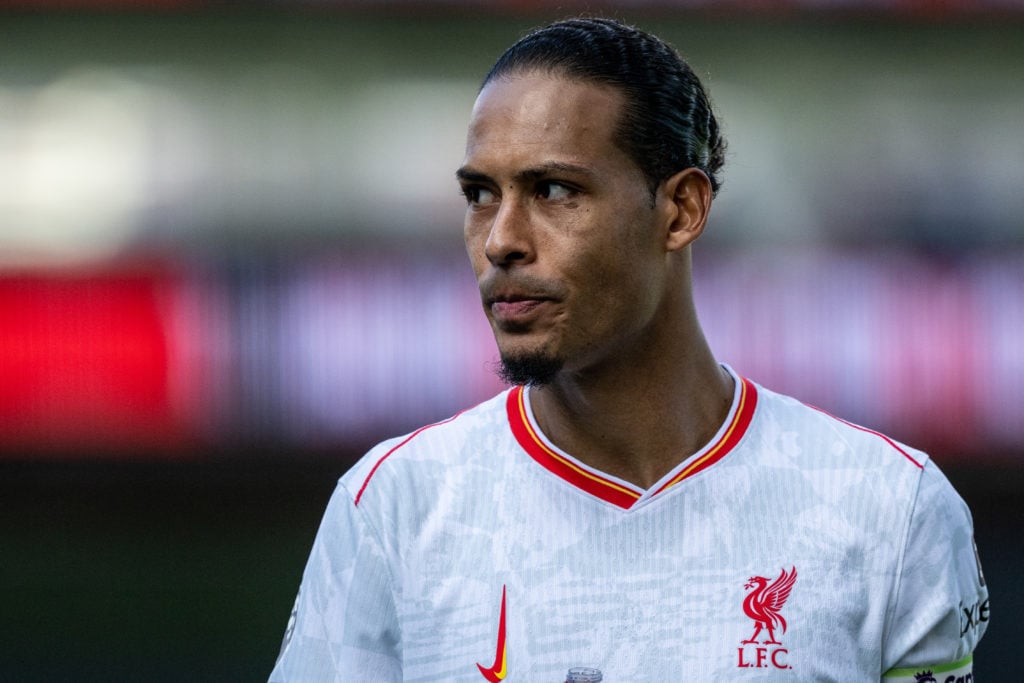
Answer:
[
  {"left": 737, "top": 566, "right": 797, "bottom": 671},
  {"left": 959, "top": 598, "right": 990, "bottom": 638}
]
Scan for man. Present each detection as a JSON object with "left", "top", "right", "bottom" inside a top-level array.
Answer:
[{"left": 271, "top": 18, "right": 988, "bottom": 681}]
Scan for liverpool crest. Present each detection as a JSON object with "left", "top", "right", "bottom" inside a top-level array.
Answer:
[{"left": 737, "top": 566, "right": 797, "bottom": 670}]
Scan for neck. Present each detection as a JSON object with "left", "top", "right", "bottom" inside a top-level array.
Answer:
[{"left": 528, "top": 316, "right": 733, "bottom": 490}]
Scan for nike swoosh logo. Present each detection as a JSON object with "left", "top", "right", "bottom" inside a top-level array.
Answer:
[{"left": 477, "top": 585, "right": 507, "bottom": 682}]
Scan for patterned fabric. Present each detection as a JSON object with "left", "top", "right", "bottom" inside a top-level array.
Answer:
[{"left": 270, "top": 366, "right": 988, "bottom": 681}]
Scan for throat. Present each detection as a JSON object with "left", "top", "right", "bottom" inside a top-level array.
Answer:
[
  {"left": 526, "top": 371, "right": 735, "bottom": 491},
  {"left": 581, "top": 450, "right": 686, "bottom": 491}
]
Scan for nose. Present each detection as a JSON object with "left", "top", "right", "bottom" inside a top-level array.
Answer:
[{"left": 484, "top": 199, "right": 533, "bottom": 267}]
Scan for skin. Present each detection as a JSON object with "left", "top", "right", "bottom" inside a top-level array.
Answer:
[{"left": 457, "top": 71, "right": 733, "bottom": 489}]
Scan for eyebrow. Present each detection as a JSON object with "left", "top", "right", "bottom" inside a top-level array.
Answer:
[{"left": 455, "top": 161, "right": 598, "bottom": 185}]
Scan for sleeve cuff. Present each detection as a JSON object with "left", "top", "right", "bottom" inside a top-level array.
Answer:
[{"left": 883, "top": 653, "right": 973, "bottom": 681}]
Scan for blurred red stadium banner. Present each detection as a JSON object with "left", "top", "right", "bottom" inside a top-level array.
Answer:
[{"left": 0, "top": 266, "right": 196, "bottom": 456}]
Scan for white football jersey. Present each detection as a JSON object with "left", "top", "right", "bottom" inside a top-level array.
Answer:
[{"left": 270, "top": 366, "right": 988, "bottom": 682}]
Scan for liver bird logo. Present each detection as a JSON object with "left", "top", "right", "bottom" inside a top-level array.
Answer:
[{"left": 742, "top": 566, "right": 797, "bottom": 645}]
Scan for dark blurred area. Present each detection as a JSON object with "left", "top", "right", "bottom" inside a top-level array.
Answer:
[{"left": 0, "top": 3, "right": 1021, "bottom": 679}]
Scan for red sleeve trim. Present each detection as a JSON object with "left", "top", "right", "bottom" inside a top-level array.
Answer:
[
  {"left": 354, "top": 410, "right": 465, "bottom": 506},
  {"left": 807, "top": 404, "right": 924, "bottom": 469}
]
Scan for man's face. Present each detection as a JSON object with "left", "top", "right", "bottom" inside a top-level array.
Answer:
[{"left": 458, "top": 72, "right": 670, "bottom": 385}]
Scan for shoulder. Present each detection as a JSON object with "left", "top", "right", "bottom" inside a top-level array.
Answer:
[
  {"left": 745, "top": 380, "right": 988, "bottom": 665},
  {"left": 340, "top": 389, "right": 512, "bottom": 507},
  {"left": 745, "top": 377, "right": 976, "bottom": 549},
  {"left": 749, "top": 380, "right": 928, "bottom": 473},
  {"left": 738, "top": 379, "right": 933, "bottom": 533}
]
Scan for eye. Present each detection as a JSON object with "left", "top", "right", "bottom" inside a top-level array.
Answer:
[
  {"left": 537, "top": 181, "right": 575, "bottom": 201},
  {"left": 461, "top": 185, "right": 497, "bottom": 207}
]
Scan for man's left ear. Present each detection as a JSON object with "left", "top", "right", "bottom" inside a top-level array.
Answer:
[{"left": 660, "top": 167, "right": 712, "bottom": 252}]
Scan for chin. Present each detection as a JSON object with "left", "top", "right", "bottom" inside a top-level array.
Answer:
[{"left": 495, "top": 351, "right": 564, "bottom": 387}]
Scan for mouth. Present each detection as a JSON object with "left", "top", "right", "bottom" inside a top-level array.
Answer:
[
  {"left": 492, "top": 298, "right": 547, "bottom": 317},
  {"left": 485, "top": 291, "right": 557, "bottom": 329},
  {"left": 480, "top": 273, "right": 565, "bottom": 331}
]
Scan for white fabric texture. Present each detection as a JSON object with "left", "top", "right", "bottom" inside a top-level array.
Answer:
[{"left": 270, "top": 367, "right": 988, "bottom": 681}]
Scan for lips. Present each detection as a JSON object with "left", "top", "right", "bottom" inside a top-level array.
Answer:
[
  {"left": 493, "top": 297, "right": 545, "bottom": 315},
  {"left": 489, "top": 296, "right": 552, "bottom": 326},
  {"left": 482, "top": 279, "right": 560, "bottom": 329}
]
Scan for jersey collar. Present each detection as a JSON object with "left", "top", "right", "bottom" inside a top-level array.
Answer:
[{"left": 506, "top": 366, "right": 758, "bottom": 510}]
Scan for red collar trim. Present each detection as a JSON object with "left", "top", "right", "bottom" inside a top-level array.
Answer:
[
  {"left": 651, "top": 376, "right": 758, "bottom": 496},
  {"left": 506, "top": 376, "right": 758, "bottom": 509},
  {"left": 506, "top": 386, "right": 642, "bottom": 509}
]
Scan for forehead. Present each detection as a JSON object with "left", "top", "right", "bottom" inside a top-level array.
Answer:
[{"left": 463, "top": 72, "right": 633, "bottom": 174}]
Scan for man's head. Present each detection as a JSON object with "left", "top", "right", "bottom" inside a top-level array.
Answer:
[
  {"left": 482, "top": 17, "right": 726, "bottom": 201},
  {"left": 459, "top": 19, "right": 720, "bottom": 387}
]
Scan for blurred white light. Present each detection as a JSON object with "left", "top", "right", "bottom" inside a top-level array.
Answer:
[
  {"left": 339, "top": 79, "right": 476, "bottom": 231},
  {"left": 0, "top": 70, "right": 154, "bottom": 265}
]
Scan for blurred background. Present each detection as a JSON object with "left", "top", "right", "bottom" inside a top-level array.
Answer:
[{"left": 1, "top": 1, "right": 1020, "bottom": 679}]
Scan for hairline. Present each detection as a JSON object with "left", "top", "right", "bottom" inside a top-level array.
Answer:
[{"left": 480, "top": 66, "right": 661, "bottom": 203}]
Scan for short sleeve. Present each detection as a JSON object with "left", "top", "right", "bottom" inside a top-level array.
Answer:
[
  {"left": 881, "top": 460, "right": 989, "bottom": 679},
  {"left": 269, "top": 482, "right": 402, "bottom": 682}
]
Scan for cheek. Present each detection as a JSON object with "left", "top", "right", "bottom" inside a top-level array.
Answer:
[
  {"left": 462, "top": 217, "right": 479, "bottom": 248},
  {"left": 463, "top": 222, "right": 489, "bottom": 273},
  {"left": 567, "top": 254, "right": 633, "bottom": 321},
  {"left": 587, "top": 238, "right": 663, "bottom": 318}
]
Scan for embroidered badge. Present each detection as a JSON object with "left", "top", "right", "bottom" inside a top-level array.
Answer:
[{"left": 737, "top": 566, "right": 797, "bottom": 670}]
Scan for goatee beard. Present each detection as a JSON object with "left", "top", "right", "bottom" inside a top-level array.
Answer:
[{"left": 495, "top": 353, "right": 563, "bottom": 387}]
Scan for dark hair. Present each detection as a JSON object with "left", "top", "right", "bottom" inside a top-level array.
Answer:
[{"left": 483, "top": 17, "right": 726, "bottom": 199}]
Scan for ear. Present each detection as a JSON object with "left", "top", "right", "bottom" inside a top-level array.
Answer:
[{"left": 659, "top": 167, "right": 713, "bottom": 252}]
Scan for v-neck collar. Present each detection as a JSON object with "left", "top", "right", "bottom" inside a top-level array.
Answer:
[{"left": 505, "top": 365, "right": 758, "bottom": 510}]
